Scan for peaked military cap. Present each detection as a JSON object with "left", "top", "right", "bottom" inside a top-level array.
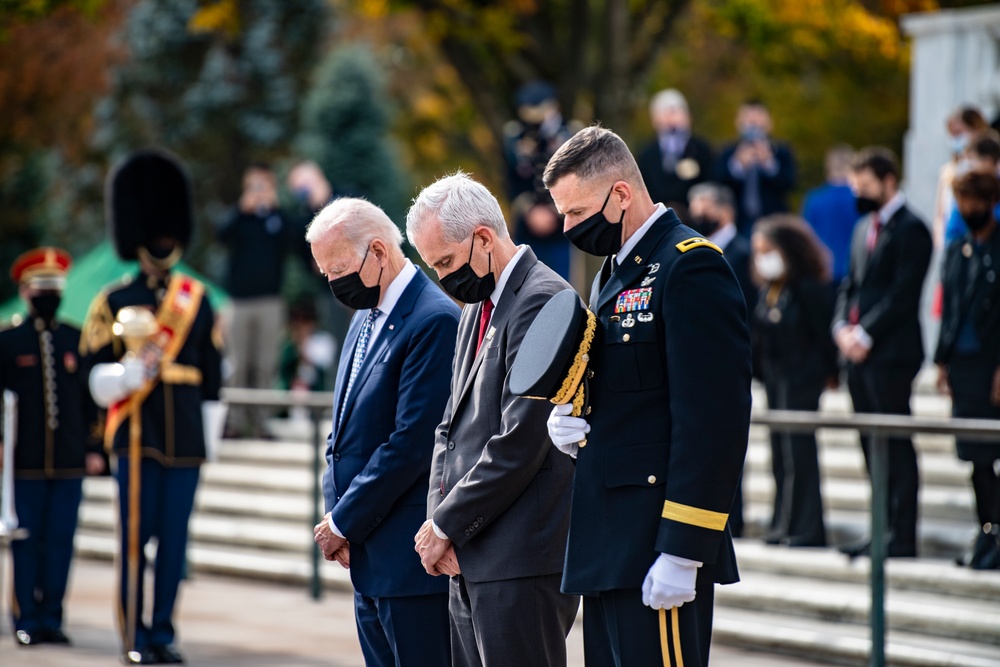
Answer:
[
  {"left": 10, "top": 247, "right": 72, "bottom": 290},
  {"left": 107, "top": 148, "right": 193, "bottom": 261},
  {"left": 510, "top": 288, "right": 597, "bottom": 417}
]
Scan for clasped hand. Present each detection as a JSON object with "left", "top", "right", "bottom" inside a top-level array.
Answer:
[
  {"left": 414, "top": 520, "right": 460, "bottom": 577},
  {"left": 314, "top": 513, "right": 350, "bottom": 568},
  {"left": 642, "top": 553, "right": 701, "bottom": 610}
]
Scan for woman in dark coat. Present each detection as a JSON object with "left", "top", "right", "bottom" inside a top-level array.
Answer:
[
  {"left": 935, "top": 170, "right": 1000, "bottom": 570},
  {"left": 751, "top": 214, "right": 839, "bottom": 547}
]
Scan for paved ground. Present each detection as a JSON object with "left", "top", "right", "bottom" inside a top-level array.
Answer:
[{"left": 0, "top": 558, "right": 826, "bottom": 666}]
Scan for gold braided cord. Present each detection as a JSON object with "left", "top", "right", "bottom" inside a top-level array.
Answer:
[{"left": 551, "top": 308, "right": 597, "bottom": 405}]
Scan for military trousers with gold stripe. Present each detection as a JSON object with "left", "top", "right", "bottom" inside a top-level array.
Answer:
[{"left": 581, "top": 584, "right": 714, "bottom": 667}]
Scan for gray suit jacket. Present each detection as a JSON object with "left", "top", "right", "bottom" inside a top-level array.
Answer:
[{"left": 427, "top": 247, "right": 576, "bottom": 583}]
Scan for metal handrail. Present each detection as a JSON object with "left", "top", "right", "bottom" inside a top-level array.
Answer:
[
  {"left": 753, "top": 409, "right": 1000, "bottom": 667},
  {"left": 221, "top": 387, "right": 335, "bottom": 601}
]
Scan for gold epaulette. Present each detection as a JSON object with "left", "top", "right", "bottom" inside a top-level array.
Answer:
[{"left": 676, "top": 237, "right": 723, "bottom": 255}]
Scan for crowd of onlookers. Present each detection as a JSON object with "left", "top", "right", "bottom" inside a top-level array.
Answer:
[{"left": 214, "top": 91, "right": 1000, "bottom": 570}]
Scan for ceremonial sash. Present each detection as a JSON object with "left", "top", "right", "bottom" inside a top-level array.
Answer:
[{"left": 104, "top": 275, "right": 205, "bottom": 449}]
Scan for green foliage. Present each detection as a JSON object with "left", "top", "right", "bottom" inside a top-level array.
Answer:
[
  {"left": 93, "top": 0, "right": 329, "bottom": 275},
  {"left": 295, "top": 44, "right": 409, "bottom": 226}
]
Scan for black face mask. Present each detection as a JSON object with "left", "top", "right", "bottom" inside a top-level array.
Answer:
[
  {"left": 963, "top": 209, "right": 993, "bottom": 232},
  {"left": 30, "top": 293, "right": 61, "bottom": 323},
  {"left": 689, "top": 215, "right": 721, "bottom": 237},
  {"left": 564, "top": 187, "right": 625, "bottom": 256},
  {"left": 439, "top": 235, "right": 495, "bottom": 304},
  {"left": 328, "top": 246, "right": 382, "bottom": 310},
  {"left": 855, "top": 194, "right": 882, "bottom": 215}
]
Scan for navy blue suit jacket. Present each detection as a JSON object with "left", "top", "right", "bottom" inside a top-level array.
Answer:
[{"left": 323, "top": 268, "right": 460, "bottom": 598}]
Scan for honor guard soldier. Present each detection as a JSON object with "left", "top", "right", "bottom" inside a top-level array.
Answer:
[
  {"left": 81, "top": 150, "right": 223, "bottom": 665},
  {"left": 1, "top": 248, "right": 103, "bottom": 647},
  {"left": 543, "top": 127, "right": 752, "bottom": 667}
]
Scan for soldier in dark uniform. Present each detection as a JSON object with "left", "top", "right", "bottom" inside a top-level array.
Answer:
[
  {"left": 1, "top": 248, "right": 103, "bottom": 646},
  {"left": 80, "top": 150, "right": 223, "bottom": 665},
  {"left": 544, "top": 126, "right": 752, "bottom": 667},
  {"left": 935, "top": 170, "right": 1000, "bottom": 570}
]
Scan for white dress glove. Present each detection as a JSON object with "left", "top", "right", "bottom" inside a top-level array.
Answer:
[
  {"left": 88, "top": 359, "right": 147, "bottom": 408},
  {"left": 546, "top": 403, "right": 590, "bottom": 459},
  {"left": 202, "top": 400, "right": 227, "bottom": 463},
  {"left": 642, "top": 553, "right": 702, "bottom": 610}
]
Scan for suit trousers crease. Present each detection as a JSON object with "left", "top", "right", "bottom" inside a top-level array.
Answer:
[
  {"left": 354, "top": 591, "right": 451, "bottom": 667},
  {"left": 449, "top": 573, "right": 579, "bottom": 667},
  {"left": 846, "top": 363, "right": 919, "bottom": 551},
  {"left": 582, "top": 586, "right": 714, "bottom": 667}
]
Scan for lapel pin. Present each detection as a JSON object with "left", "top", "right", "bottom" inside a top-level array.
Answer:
[
  {"left": 388, "top": 324, "right": 395, "bottom": 330},
  {"left": 633, "top": 255, "right": 642, "bottom": 264},
  {"left": 487, "top": 326, "right": 496, "bottom": 340}
]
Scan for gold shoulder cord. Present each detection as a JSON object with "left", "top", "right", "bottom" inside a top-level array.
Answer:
[
  {"left": 550, "top": 308, "right": 597, "bottom": 407},
  {"left": 80, "top": 292, "right": 121, "bottom": 358}
]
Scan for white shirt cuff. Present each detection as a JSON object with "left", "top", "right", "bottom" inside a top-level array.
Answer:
[
  {"left": 328, "top": 515, "right": 345, "bottom": 538},
  {"left": 431, "top": 520, "right": 449, "bottom": 541},
  {"left": 853, "top": 326, "right": 873, "bottom": 351},
  {"left": 661, "top": 553, "right": 703, "bottom": 569},
  {"left": 832, "top": 320, "right": 849, "bottom": 337}
]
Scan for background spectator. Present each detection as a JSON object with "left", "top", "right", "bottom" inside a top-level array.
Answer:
[
  {"left": 719, "top": 100, "right": 797, "bottom": 236},
  {"left": 217, "top": 163, "right": 294, "bottom": 439},
  {"left": 688, "top": 182, "right": 755, "bottom": 312},
  {"left": 751, "top": 215, "right": 837, "bottom": 548},
  {"left": 944, "top": 132, "right": 1000, "bottom": 245},
  {"left": 833, "top": 147, "right": 932, "bottom": 559},
  {"left": 934, "top": 170, "right": 1000, "bottom": 570},
  {"left": 636, "top": 88, "right": 714, "bottom": 211},
  {"left": 802, "top": 145, "right": 859, "bottom": 299},
  {"left": 505, "top": 81, "right": 577, "bottom": 280},
  {"left": 932, "top": 105, "right": 989, "bottom": 249}
]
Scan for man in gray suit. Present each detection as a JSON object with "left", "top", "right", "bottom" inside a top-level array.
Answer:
[{"left": 408, "top": 172, "right": 580, "bottom": 667}]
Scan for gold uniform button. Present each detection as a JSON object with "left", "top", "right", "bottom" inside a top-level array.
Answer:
[
  {"left": 585, "top": 405, "right": 592, "bottom": 416},
  {"left": 647, "top": 475, "right": 657, "bottom": 485},
  {"left": 623, "top": 334, "right": 631, "bottom": 342},
  {"left": 578, "top": 439, "right": 587, "bottom": 448}
]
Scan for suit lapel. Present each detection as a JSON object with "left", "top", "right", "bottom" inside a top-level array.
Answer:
[
  {"left": 332, "top": 314, "right": 363, "bottom": 441},
  {"left": 596, "top": 212, "right": 678, "bottom": 313},
  {"left": 335, "top": 270, "right": 427, "bottom": 443},
  {"left": 452, "top": 248, "right": 539, "bottom": 415}
]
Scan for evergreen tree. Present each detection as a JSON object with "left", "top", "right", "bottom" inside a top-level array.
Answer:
[
  {"left": 92, "top": 0, "right": 329, "bottom": 272},
  {"left": 295, "top": 44, "right": 409, "bottom": 227}
]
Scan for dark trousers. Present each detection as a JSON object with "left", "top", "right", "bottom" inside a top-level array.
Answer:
[
  {"left": 449, "top": 573, "right": 579, "bottom": 667},
  {"left": 582, "top": 585, "right": 715, "bottom": 667},
  {"left": 10, "top": 477, "right": 83, "bottom": 633},
  {"left": 949, "top": 353, "right": 1000, "bottom": 526},
  {"left": 847, "top": 363, "right": 919, "bottom": 553},
  {"left": 764, "top": 377, "right": 827, "bottom": 545},
  {"left": 115, "top": 458, "right": 200, "bottom": 650},
  {"left": 354, "top": 591, "right": 451, "bottom": 667}
]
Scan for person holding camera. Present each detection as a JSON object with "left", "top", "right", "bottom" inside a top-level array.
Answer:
[{"left": 719, "top": 100, "right": 797, "bottom": 236}]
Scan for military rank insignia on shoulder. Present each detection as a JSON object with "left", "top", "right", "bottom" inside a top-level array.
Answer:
[{"left": 676, "top": 237, "right": 723, "bottom": 254}]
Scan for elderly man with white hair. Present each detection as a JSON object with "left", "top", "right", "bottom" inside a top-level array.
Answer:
[
  {"left": 408, "top": 172, "right": 579, "bottom": 667},
  {"left": 308, "top": 197, "right": 460, "bottom": 667},
  {"left": 636, "top": 88, "right": 716, "bottom": 213}
]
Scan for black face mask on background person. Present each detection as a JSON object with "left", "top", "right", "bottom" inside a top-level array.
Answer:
[
  {"left": 963, "top": 208, "right": 994, "bottom": 232},
  {"left": 328, "top": 246, "right": 382, "bottom": 310},
  {"left": 855, "top": 188, "right": 885, "bottom": 215},
  {"left": 30, "top": 293, "right": 61, "bottom": 323},
  {"left": 689, "top": 215, "right": 721, "bottom": 237},
  {"left": 564, "top": 186, "right": 625, "bottom": 256},
  {"left": 439, "top": 234, "right": 496, "bottom": 304}
]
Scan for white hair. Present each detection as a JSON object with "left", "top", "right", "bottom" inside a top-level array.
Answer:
[
  {"left": 405, "top": 171, "right": 510, "bottom": 246},
  {"left": 649, "top": 89, "right": 689, "bottom": 116},
  {"left": 305, "top": 197, "right": 403, "bottom": 257}
]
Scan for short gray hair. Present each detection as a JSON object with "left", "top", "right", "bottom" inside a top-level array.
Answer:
[
  {"left": 688, "top": 182, "right": 735, "bottom": 212},
  {"left": 406, "top": 171, "right": 510, "bottom": 245},
  {"left": 542, "top": 125, "right": 645, "bottom": 191},
  {"left": 305, "top": 197, "right": 403, "bottom": 257},
  {"left": 649, "top": 89, "right": 688, "bottom": 116}
]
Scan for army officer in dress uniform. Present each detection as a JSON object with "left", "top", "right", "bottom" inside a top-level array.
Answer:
[
  {"left": 543, "top": 126, "right": 752, "bottom": 667},
  {"left": 935, "top": 170, "right": 1000, "bottom": 570},
  {"left": 1, "top": 248, "right": 103, "bottom": 647},
  {"left": 81, "top": 150, "right": 223, "bottom": 665}
]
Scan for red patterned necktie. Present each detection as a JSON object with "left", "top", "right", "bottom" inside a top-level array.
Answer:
[{"left": 477, "top": 299, "right": 494, "bottom": 353}]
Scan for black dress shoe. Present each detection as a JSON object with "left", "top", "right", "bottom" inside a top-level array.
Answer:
[
  {"left": 42, "top": 628, "right": 72, "bottom": 644},
  {"left": 839, "top": 537, "right": 916, "bottom": 559},
  {"left": 838, "top": 537, "right": 871, "bottom": 559},
  {"left": 123, "top": 648, "right": 161, "bottom": 664},
  {"left": 154, "top": 644, "right": 185, "bottom": 664},
  {"left": 781, "top": 535, "right": 828, "bottom": 548},
  {"left": 15, "top": 630, "right": 38, "bottom": 646}
]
